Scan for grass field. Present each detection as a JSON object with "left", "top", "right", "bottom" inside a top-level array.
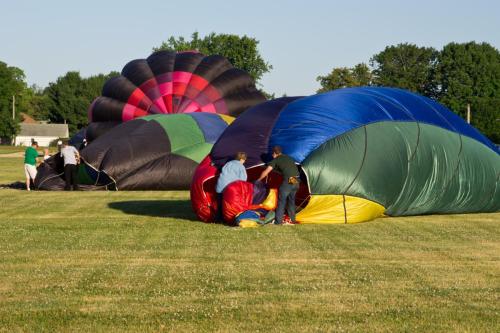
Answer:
[
  {"left": 0, "top": 157, "right": 24, "bottom": 185},
  {"left": 0, "top": 155, "right": 499, "bottom": 332},
  {"left": 0, "top": 145, "right": 58, "bottom": 156},
  {"left": 0, "top": 145, "right": 24, "bottom": 154}
]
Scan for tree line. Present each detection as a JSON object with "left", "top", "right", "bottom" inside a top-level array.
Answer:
[
  {"left": 0, "top": 65, "right": 119, "bottom": 137},
  {"left": 0, "top": 33, "right": 271, "bottom": 139},
  {"left": 317, "top": 42, "right": 500, "bottom": 142},
  {"left": 0, "top": 34, "right": 498, "bottom": 143}
]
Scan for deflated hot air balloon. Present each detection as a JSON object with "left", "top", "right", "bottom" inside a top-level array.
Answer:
[
  {"left": 191, "top": 87, "right": 500, "bottom": 224},
  {"left": 87, "top": 51, "right": 266, "bottom": 141},
  {"left": 36, "top": 51, "right": 264, "bottom": 190},
  {"left": 35, "top": 113, "right": 233, "bottom": 190},
  {"left": 34, "top": 153, "right": 102, "bottom": 191}
]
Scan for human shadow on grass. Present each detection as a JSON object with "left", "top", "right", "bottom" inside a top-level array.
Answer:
[
  {"left": 108, "top": 200, "right": 198, "bottom": 221},
  {"left": 0, "top": 181, "right": 26, "bottom": 189}
]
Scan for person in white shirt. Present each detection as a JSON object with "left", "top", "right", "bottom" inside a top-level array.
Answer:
[{"left": 60, "top": 140, "right": 80, "bottom": 190}]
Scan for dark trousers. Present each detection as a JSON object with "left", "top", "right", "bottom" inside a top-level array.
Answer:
[
  {"left": 64, "top": 164, "right": 79, "bottom": 191},
  {"left": 216, "top": 193, "right": 223, "bottom": 222},
  {"left": 276, "top": 182, "right": 299, "bottom": 223}
]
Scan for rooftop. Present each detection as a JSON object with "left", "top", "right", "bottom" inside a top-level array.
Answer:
[{"left": 18, "top": 123, "right": 69, "bottom": 138}]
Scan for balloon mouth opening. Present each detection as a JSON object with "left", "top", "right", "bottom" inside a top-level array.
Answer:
[
  {"left": 201, "top": 164, "right": 311, "bottom": 215},
  {"left": 246, "top": 165, "right": 311, "bottom": 210}
]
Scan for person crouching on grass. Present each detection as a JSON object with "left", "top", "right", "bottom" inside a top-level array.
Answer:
[
  {"left": 23, "top": 141, "right": 39, "bottom": 191},
  {"left": 257, "top": 146, "right": 300, "bottom": 225},
  {"left": 60, "top": 140, "right": 80, "bottom": 191},
  {"left": 215, "top": 152, "right": 248, "bottom": 221}
]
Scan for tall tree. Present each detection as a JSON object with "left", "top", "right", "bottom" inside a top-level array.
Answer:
[
  {"left": 468, "top": 97, "right": 500, "bottom": 143},
  {"left": 153, "top": 32, "right": 272, "bottom": 86},
  {"left": 317, "top": 63, "right": 372, "bottom": 92},
  {"left": 435, "top": 42, "right": 500, "bottom": 141},
  {"left": 0, "top": 61, "right": 28, "bottom": 138},
  {"left": 21, "top": 85, "right": 51, "bottom": 121},
  {"left": 352, "top": 63, "right": 373, "bottom": 86},
  {"left": 316, "top": 42, "right": 500, "bottom": 142},
  {"left": 370, "top": 43, "right": 438, "bottom": 96},
  {"left": 45, "top": 71, "right": 119, "bottom": 134}
]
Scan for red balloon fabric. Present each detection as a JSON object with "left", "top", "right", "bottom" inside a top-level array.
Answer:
[
  {"left": 222, "top": 180, "right": 254, "bottom": 224},
  {"left": 190, "top": 156, "right": 218, "bottom": 222}
]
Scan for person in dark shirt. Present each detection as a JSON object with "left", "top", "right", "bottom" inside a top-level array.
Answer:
[{"left": 257, "top": 146, "right": 300, "bottom": 224}]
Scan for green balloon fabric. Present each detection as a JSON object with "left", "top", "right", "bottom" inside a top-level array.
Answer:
[{"left": 302, "top": 121, "right": 500, "bottom": 215}]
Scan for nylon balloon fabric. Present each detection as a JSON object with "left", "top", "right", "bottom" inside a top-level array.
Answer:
[
  {"left": 79, "top": 113, "right": 233, "bottom": 190},
  {"left": 190, "top": 97, "right": 302, "bottom": 222},
  {"left": 87, "top": 51, "right": 266, "bottom": 141},
  {"left": 34, "top": 153, "right": 106, "bottom": 191},
  {"left": 37, "top": 113, "right": 233, "bottom": 191},
  {"left": 191, "top": 87, "right": 500, "bottom": 224}
]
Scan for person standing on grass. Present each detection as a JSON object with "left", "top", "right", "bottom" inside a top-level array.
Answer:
[
  {"left": 23, "top": 141, "right": 39, "bottom": 191},
  {"left": 60, "top": 140, "right": 80, "bottom": 191},
  {"left": 257, "top": 146, "right": 300, "bottom": 225},
  {"left": 215, "top": 152, "right": 248, "bottom": 221}
]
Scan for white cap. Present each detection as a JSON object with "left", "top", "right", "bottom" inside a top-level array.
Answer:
[{"left": 57, "top": 140, "right": 62, "bottom": 145}]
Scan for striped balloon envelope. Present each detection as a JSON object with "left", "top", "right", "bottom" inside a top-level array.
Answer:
[
  {"left": 35, "top": 113, "right": 233, "bottom": 191},
  {"left": 79, "top": 113, "right": 234, "bottom": 190},
  {"left": 86, "top": 51, "right": 266, "bottom": 141},
  {"left": 191, "top": 88, "right": 500, "bottom": 223}
]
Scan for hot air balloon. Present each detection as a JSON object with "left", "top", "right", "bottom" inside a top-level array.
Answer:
[
  {"left": 36, "top": 51, "right": 264, "bottom": 190},
  {"left": 87, "top": 51, "right": 266, "bottom": 141},
  {"left": 35, "top": 113, "right": 233, "bottom": 190},
  {"left": 191, "top": 88, "right": 500, "bottom": 224}
]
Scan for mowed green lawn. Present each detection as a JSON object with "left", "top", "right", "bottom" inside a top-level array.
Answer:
[
  {"left": 0, "top": 156, "right": 499, "bottom": 332},
  {"left": 0, "top": 146, "right": 24, "bottom": 154},
  {"left": 0, "top": 157, "right": 25, "bottom": 185}
]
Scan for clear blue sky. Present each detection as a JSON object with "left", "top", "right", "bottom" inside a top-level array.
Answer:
[{"left": 1, "top": 0, "right": 499, "bottom": 96}]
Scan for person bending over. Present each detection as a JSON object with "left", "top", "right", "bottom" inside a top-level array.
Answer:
[
  {"left": 257, "top": 146, "right": 300, "bottom": 225},
  {"left": 215, "top": 152, "right": 248, "bottom": 220},
  {"left": 60, "top": 140, "right": 80, "bottom": 191}
]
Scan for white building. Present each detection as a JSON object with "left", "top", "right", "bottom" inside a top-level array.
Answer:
[{"left": 14, "top": 123, "right": 69, "bottom": 147}]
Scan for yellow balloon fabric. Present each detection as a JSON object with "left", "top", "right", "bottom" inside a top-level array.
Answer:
[
  {"left": 296, "top": 195, "right": 385, "bottom": 224},
  {"left": 238, "top": 220, "right": 259, "bottom": 228},
  {"left": 260, "top": 188, "right": 278, "bottom": 210},
  {"left": 219, "top": 114, "right": 235, "bottom": 125}
]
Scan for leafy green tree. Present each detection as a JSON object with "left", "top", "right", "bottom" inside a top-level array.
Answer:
[
  {"left": 435, "top": 42, "right": 500, "bottom": 141},
  {"left": 352, "top": 63, "right": 372, "bottom": 86},
  {"left": 0, "top": 61, "right": 28, "bottom": 139},
  {"left": 153, "top": 32, "right": 272, "bottom": 86},
  {"left": 317, "top": 63, "right": 372, "bottom": 92},
  {"left": 468, "top": 97, "right": 500, "bottom": 143},
  {"left": 370, "top": 43, "right": 438, "bottom": 96},
  {"left": 45, "top": 71, "right": 119, "bottom": 134},
  {"left": 20, "top": 85, "right": 51, "bottom": 121},
  {"left": 316, "top": 42, "right": 499, "bottom": 142}
]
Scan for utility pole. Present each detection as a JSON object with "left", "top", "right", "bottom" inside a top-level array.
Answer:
[
  {"left": 12, "top": 95, "right": 15, "bottom": 120},
  {"left": 466, "top": 103, "right": 471, "bottom": 124}
]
